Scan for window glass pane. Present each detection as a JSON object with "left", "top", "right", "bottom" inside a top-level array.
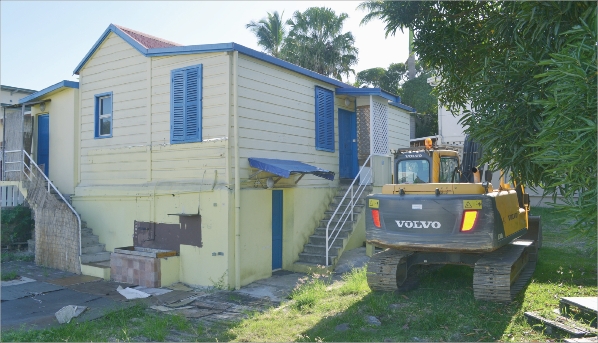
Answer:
[
  {"left": 439, "top": 157, "right": 459, "bottom": 183},
  {"left": 101, "top": 97, "right": 112, "bottom": 115},
  {"left": 99, "top": 117, "right": 111, "bottom": 136},
  {"left": 396, "top": 159, "right": 430, "bottom": 184}
]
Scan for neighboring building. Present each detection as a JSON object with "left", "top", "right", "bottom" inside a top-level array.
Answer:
[
  {"left": 1, "top": 85, "right": 36, "bottom": 158},
  {"left": 3, "top": 24, "right": 414, "bottom": 288},
  {"left": 18, "top": 81, "right": 80, "bottom": 195},
  {"left": 1, "top": 85, "right": 36, "bottom": 206}
]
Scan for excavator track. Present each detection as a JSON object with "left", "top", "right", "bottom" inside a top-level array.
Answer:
[
  {"left": 473, "top": 240, "right": 536, "bottom": 302},
  {"left": 367, "top": 240, "right": 537, "bottom": 301},
  {"left": 366, "top": 249, "right": 414, "bottom": 292}
]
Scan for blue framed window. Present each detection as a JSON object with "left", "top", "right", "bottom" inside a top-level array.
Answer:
[
  {"left": 315, "top": 86, "right": 334, "bottom": 152},
  {"left": 171, "top": 64, "right": 202, "bottom": 144},
  {"left": 94, "top": 92, "right": 113, "bottom": 138}
]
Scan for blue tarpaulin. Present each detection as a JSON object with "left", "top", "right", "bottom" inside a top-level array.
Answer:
[{"left": 248, "top": 158, "right": 335, "bottom": 181}]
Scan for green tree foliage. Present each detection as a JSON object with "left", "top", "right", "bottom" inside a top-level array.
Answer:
[
  {"left": 356, "top": 63, "right": 407, "bottom": 94},
  {"left": 282, "top": 7, "right": 358, "bottom": 81},
  {"left": 246, "top": 11, "right": 287, "bottom": 58},
  {"left": 359, "top": 1, "right": 597, "bottom": 249},
  {"left": 401, "top": 74, "right": 438, "bottom": 138},
  {"left": 1, "top": 205, "right": 34, "bottom": 244},
  {"left": 357, "top": 63, "right": 438, "bottom": 137}
]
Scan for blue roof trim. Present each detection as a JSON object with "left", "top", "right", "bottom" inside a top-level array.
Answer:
[
  {"left": 336, "top": 88, "right": 416, "bottom": 112},
  {"left": 73, "top": 24, "right": 355, "bottom": 89},
  {"left": 248, "top": 157, "right": 335, "bottom": 181},
  {"left": 390, "top": 101, "right": 416, "bottom": 112},
  {"left": 146, "top": 43, "right": 235, "bottom": 56},
  {"left": 73, "top": 24, "right": 148, "bottom": 75},
  {"left": 336, "top": 88, "right": 398, "bottom": 102},
  {"left": 19, "top": 80, "right": 79, "bottom": 103},
  {"left": 232, "top": 44, "right": 352, "bottom": 90}
]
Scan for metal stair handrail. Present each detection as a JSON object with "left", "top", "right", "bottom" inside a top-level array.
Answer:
[
  {"left": 326, "top": 154, "right": 373, "bottom": 266},
  {"left": 12, "top": 150, "right": 82, "bottom": 257}
]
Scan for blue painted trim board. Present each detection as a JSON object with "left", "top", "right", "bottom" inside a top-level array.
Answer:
[{"left": 19, "top": 80, "right": 79, "bottom": 104}]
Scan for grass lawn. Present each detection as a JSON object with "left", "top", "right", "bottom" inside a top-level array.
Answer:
[{"left": 2, "top": 207, "right": 596, "bottom": 342}]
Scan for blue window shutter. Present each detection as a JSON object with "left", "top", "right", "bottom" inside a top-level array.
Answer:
[
  {"left": 185, "top": 65, "right": 202, "bottom": 141},
  {"left": 315, "top": 86, "right": 334, "bottom": 152},
  {"left": 171, "top": 69, "right": 185, "bottom": 142},
  {"left": 171, "top": 64, "right": 203, "bottom": 143}
]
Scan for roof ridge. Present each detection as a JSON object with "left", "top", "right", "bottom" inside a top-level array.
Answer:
[{"left": 113, "top": 24, "right": 182, "bottom": 49}]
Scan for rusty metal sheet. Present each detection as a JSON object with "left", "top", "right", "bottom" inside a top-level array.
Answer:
[{"left": 134, "top": 215, "right": 201, "bottom": 253}]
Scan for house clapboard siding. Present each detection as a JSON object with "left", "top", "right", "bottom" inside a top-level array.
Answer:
[
  {"left": 150, "top": 53, "right": 229, "bottom": 183},
  {"left": 79, "top": 32, "right": 149, "bottom": 184},
  {"left": 237, "top": 55, "right": 341, "bottom": 187},
  {"left": 78, "top": 33, "right": 228, "bottom": 187}
]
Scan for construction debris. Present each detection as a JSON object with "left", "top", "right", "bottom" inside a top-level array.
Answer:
[
  {"left": 55, "top": 305, "right": 87, "bottom": 324},
  {"left": 116, "top": 286, "right": 151, "bottom": 300}
]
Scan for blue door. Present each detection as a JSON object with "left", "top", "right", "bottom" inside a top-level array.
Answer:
[
  {"left": 272, "top": 190, "right": 283, "bottom": 270},
  {"left": 37, "top": 115, "right": 50, "bottom": 176},
  {"left": 338, "top": 109, "right": 358, "bottom": 179}
]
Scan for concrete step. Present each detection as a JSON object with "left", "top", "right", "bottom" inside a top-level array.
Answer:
[
  {"left": 319, "top": 218, "right": 356, "bottom": 228},
  {"left": 308, "top": 234, "right": 348, "bottom": 246},
  {"left": 302, "top": 243, "right": 341, "bottom": 256},
  {"left": 297, "top": 252, "right": 336, "bottom": 265},
  {"left": 323, "top": 205, "right": 364, "bottom": 219},
  {"left": 80, "top": 251, "right": 111, "bottom": 264},
  {"left": 81, "top": 243, "right": 106, "bottom": 254},
  {"left": 330, "top": 196, "right": 367, "bottom": 206},
  {"left": 81, "top": 235, "right": 99, "bottom": 247},
  {"left": 81, "top": 227, "right": 93, "bottom": 236},
  {"left": 81, "top": 221, "right": 87, "bottom": 229},
  {"left": 337, "top": 183, "right": 373, "bottom": 192},
  {"left": 314, "top": 224, "right": 354, "bottom": 236}
]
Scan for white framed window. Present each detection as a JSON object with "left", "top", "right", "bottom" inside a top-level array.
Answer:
[{"left": 95, "top": 92, "right": 113, "bottom": 138}]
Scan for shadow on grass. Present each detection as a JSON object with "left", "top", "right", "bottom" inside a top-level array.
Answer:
[{"left": 296, "top": 265, "right": 527, "bottom": 342}]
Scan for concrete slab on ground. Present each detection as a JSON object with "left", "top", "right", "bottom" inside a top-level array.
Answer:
[
  {"left": 1, "top": 276, "right": 36, "bottom": 287},
  {"left": 235, "top": 270, "right": 303, "bottom": 302},
  {"left": 1, "top": 281, "right": 64, "bottom": 301},
  {"left": 1, "top": 289, "right": 100, "bottom": 329},
  {"left": 73, "top": 296, "right": 136, "bottom": 323},
  {"left": 47, "top": 275, "right": 102, "bottom": 286},
  {"left": 66, "top": 281, "right": 135, "bottom": 302},
  {"left": 2, "top": 261, "right": 76, "bottom": 282}
]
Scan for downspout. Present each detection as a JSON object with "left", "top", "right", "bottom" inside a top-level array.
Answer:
[
  {"left": 2, "top": 106, "right": 5, "bottom": 180},
  {"left": 233, "top": 51, "right": 241, "bottom": 290}
]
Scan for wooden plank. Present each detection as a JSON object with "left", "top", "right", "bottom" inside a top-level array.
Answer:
[{"left": 525, "top": 311, "right": 595, "bottom": 337}]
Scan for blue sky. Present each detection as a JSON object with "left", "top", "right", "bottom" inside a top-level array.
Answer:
[{"left": 1, "top": 1, "right": 409, "bottom": 91}]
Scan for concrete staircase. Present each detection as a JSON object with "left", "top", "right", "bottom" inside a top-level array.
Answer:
[
  {"left": 293, "top": 182, "right": 372, "bottom": 271},
  {"left": 48, "top": 186, "right": 111, "bottom": 265},
  {"left": 79, "top": 219, "right": 112, "bottom": 280}
]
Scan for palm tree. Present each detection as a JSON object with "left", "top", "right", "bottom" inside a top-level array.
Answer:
[
  {"left": 246, "top": 11, "right": 286, "bottom": 58},
  {"left": 282, "top": 7, "right": 358, "bottom": 81}
]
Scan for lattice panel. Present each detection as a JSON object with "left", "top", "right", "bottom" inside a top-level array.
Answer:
[
  {"left": 356, "top": 105, "right": 371, "bottom": 165},
  {"left": 371, "top": 99, "right": 389, "bottom": 156}
]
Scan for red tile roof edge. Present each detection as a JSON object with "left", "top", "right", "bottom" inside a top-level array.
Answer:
[{"left": 114, "top": 24, "right": 182, "bottom": 49}]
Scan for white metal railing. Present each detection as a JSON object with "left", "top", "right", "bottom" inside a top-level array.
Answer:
[
  {"left": 326, "top": 154, "right": 373, "bottom": 266},
  {"left": 1, "top": 185, "right": 25, "bottom": 207},
  {"left": 4, "top": 150, "right": 81, "bottom": 257}
]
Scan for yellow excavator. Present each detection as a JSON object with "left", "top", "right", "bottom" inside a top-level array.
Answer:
[{"left": 365, "top": 138, "right": 542, "bottom": 302}]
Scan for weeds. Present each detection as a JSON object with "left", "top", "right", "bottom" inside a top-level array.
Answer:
[
  {"left": 1, "top": 251, "right": 34, "bottom": 262},
  {"left": 209, "top": 270, "right": 229, "bottom": 290},
  {"left": 1, "top": 270, "right": 18, "bottom": 281}
]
